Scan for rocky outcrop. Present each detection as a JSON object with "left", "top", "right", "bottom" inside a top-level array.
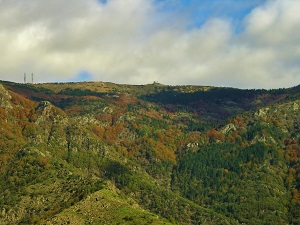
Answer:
[
  {"left": 186, "top": 142, "right": 199, "bottom": 151},
  {"left": 293, "top": 102, "right": 299, "bottom": 111},
  {"left": 220, "top": 123, "right": 236, "bottom": 134},
  {"left": 255, "top": 107, "right": 269, "bottom": 118},
  {"left": 0, "top": 84, "right": 12, "bottom": 109}
]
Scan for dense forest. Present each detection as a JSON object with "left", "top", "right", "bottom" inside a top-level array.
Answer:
[{"left": 0, "top": 80, "right": 299, "bottom": 224}]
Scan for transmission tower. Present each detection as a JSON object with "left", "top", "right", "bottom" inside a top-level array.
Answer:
[
  {"left": 24, "top": 73, "right": 26, "bottom": 83},
  {"left": 31, "top": 73, "right": 34, "bottom": 84}
]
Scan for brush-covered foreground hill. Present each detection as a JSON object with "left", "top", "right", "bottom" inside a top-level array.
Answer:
[{"left": 0, "top": 80, "right": 299, "bottom": 225}]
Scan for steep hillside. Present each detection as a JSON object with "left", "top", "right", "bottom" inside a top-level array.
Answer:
[{"left": 0, "top": 80, "right": 299, "bottom": 224}]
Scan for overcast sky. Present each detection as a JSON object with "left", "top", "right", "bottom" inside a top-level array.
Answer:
[{"left": 0, "top": 0, "right": 299, "bottom": 89}]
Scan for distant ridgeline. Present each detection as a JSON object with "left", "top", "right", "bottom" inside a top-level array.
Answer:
[{"left": 0, "top": 80, "right": 299, "bottom": 224}]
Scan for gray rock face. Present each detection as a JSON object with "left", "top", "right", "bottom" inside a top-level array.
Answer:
[
  {"left": 220, "top": 123, "right": 236, "bottom": 134},
  {"left": 0, "top": 84, "right": 12, "bottom": 109},
  {"left": 293, "top": 102, "right": 299, "bottom": 111},
  {"left": 255, "top": 108, "right": 269, "bottom": 117}
]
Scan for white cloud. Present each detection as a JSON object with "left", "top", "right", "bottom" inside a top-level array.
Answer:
[
  {"left": 244, "top": 0, "right": 300, "bottom": 46},
  {"left": 0, "top": 0, "right": 299, "bottom": 88}
]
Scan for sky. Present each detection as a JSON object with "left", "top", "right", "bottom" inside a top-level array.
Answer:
[{"left": 0, "top": 0, "right": 300, "bottom": 89}]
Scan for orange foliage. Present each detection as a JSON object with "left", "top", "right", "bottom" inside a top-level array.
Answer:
[
  {"left": 65, "top": 106, "right": 83, "bottom": 115},
  {"left": 127, "top": 147, "right": 139, "bottom": 158},
  {"left": 92, "top": 125, "right": 105, "bottom": 139},
  {"left": 271, "top": 118, "right": 280, "bottom": 126},
  {"left": 155, "top": 128, "right": 180, "bottom": 141},
  {"left": 83, "top": 96, "right": 101, "bottom": 101},
  {"left": 10, "top": 91, "right": 35, "bottom": 108},
  {"left": 154, "top": 141, "right": 176, "bottom": 162},
  {"left": 278, "top": 150, "right": 285, "bottom": 158},
  {"left": 116, "top": 94, "right": 138, "bottom": 105},
  {"left": 112, "top": 108, "right": 125, "bottom": 125},
  {"left": 242, "top": 141, "right": 249, "bottom": 148},
  {"left": 102, "top": 124, "right": 124, "bottom": 143},
  {"left": 286, "top": 168, "right": 296, "bottom": 184},
  {"left": 206, "top": 129, "right": 224, "bottom": 141},
  {"left": 284, "top": 138, "right": 298, "bottom": 146},
  {"left": 38, "top": 157, "right": 51, "bottom": 170},
  {"left": 285, "top": 150, "right": 299, "bottom": 163},
  {"left": 96, "top": 113, "right": 112, "bottom": 124},
  {"left": 0, "top": 154, "right": 10, "bottom": 172},
  {"left": 138, "top": 108, "right": 163, "bottom": 120},
  {"left": 8, "top": 92, "right": 37, "bottom": 121},
  {"left": 113, "top": 123, "right": 124, "bottom": 134},
  {"left": 189, "top": 132, "right": 201, "bottom": 142},
  {"left": 131, "top": 122, "right": 138, "bottom": 130},
  {"left": 0, "top": 107, "right": 6, "bottom": 116},
  {"left": 227, "top": 134, "right": 235, "bottom": 143},
  {"left": 233, "top": 116, "right": 245, "bottom": 127},
  {"left": 292, "top": 189, "right": 300, "bottom": 204},
  {"left": 284, "top": 138, "right": 299, "bottom": 163}
]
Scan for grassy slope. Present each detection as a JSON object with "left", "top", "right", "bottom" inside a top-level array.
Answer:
[{"left": 43, "top": 183, "right": 172, "bottom": 225}]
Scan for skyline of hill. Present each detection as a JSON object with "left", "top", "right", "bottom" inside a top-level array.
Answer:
[{"left": 0, "top": 80, "right": 299, "bottom": 224}]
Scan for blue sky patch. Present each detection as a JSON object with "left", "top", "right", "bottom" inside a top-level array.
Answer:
[
  {"left": 153, "top": 0, "right": 266, "bottom": 33},
  {"left": 61, "top": 71, "right": 93, "bottom": 83},
  {"left": 74, "top": 71, "right": 93, "bottom": 82},
  {"left": 98, "top": 0, "right": 108, "bottom": 5}
]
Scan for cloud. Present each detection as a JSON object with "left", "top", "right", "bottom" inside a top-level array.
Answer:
[
  {"left": 0, "top": 0, "right": 299, "bottom": 89},
  {"left": 0, "top": 0, "right": 152, "bottom": 82},
  {"left": 244, "top": 0, "right": 300, "bottom": 46}
]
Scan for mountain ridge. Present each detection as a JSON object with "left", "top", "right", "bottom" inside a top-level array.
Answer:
[{"left": 0, "top": 80, "right": 299, "bottom": 224}]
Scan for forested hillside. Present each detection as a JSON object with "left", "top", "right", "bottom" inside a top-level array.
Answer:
[{"left": 0, "top": 80, "right": 299, "bottom": 224}]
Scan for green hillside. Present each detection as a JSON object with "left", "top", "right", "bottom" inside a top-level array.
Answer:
[{"left": 0, "top": 80, "right": 299, "bottom": 224}]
